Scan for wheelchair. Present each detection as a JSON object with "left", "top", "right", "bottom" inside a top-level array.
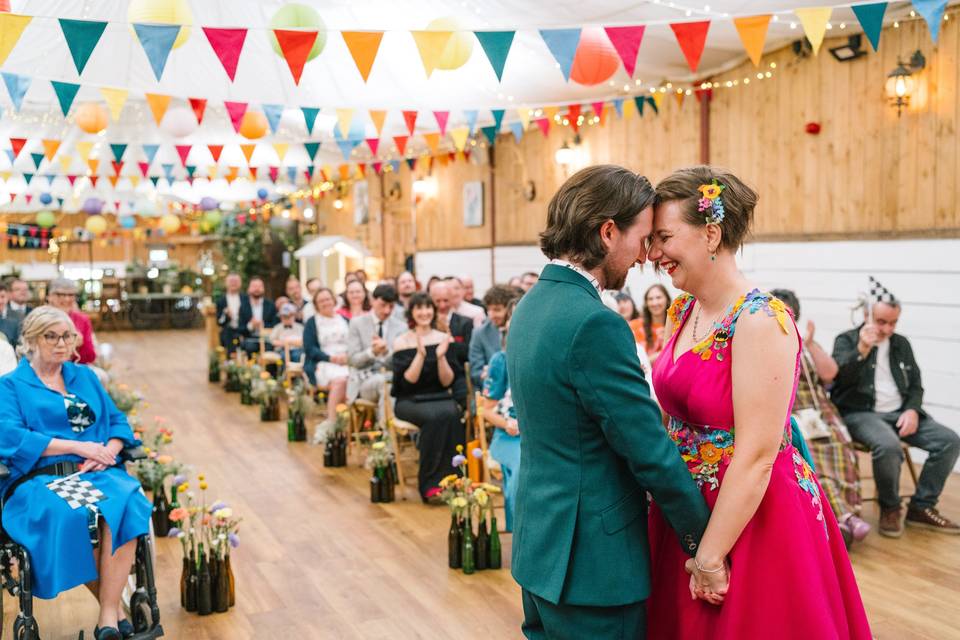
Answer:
[{"left": 0, "top": 447, "right": 163, "bottom": 640}]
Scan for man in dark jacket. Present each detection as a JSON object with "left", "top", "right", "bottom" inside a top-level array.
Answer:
[
  {"left": 831, "top": 299, "right": 959, "bottom": 537},
  {"left": 215, "top": 273, "right": 250, "bottom": 354}
]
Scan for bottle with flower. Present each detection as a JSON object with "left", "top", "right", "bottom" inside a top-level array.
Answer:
[
  {"left": 251, "top": 371, "right": 281, "bottom": 421},
  {"left": 366, "top": 439, "right": 395, "bottom": 503},
  {"left": 209, "top": 346, "right": 224, "bottom": 383}
]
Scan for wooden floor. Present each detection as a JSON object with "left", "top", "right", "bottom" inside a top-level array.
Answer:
[{"left": 6, "top": 329, "right": 960, "bottom": 640}]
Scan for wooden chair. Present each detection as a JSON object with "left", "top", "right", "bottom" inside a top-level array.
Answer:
[
  {"left": 348, "top": 398, "right": 379, "bottom": 463},
  {"left": 258, "top": 335, "right": 283, "bottom": 375},
  {"left": 98, "top": 276, "right": 124, "bottom": 331},
  {"left": 473, "top": 390, "right": 508, "bottom": 530},
  {"left": 383, "top": 380, "right": 420, "bottom": 500},
  {"left": 283, "top": 342, "right": 306, "bottom": 385},
  {"left": 851, "top": 441, "right": 919, "bottom": 502}
]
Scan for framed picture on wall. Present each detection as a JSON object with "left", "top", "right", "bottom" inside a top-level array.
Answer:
[
  {"left": 463, "top": 181, "right": 484, "bottom": 227},
  {"left": 354, "top": 180, "right": 369, "bottom": 225}
]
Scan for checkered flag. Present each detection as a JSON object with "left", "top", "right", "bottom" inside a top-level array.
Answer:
[
  {"left": 46, "top": 473, "right": 106, "bottom": 510},
  {"left": 868, "top": 276, "right": 897, "bottom": 306}
]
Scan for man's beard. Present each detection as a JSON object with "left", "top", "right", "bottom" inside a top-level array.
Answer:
[{"left": 602, "top": 261, "right": 628, "bottom": 291}]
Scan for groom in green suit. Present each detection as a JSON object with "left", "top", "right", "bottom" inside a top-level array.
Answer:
[{"left": 507, "top": 165, "right": 711, "bottom": 638}]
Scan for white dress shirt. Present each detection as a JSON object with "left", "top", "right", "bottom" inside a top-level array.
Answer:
[{"left": 226, "top": 292, "right": 241, "bottom": 329}]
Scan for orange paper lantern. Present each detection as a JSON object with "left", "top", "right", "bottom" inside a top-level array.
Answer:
[
  {"left": 570, "top": 28, "right": 619, "bottom": 86},
  {"left": 239, "top": 111, "right": 268, "bottom": 139},
  {"left": 75, "top": 102, "right": 109, "bottom": 134}
]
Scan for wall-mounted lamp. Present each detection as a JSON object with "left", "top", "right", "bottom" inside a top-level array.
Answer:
[
  {"left": 412, "top": 175, "right": 438, "bottom": 201},
  {"left": 333, "top": 198, "right": 344, "bottom": 210},
  {"left": 885, "top": 50, "right": 926, "bottom": 117},
  {"left": 829, "top": 34, "right": 866, "bottom": 62},
  {"left": 555, "top": 134, "right": 582, "bottom": 167}
]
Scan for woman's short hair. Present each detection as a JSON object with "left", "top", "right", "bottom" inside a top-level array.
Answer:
[
  {"left": 405, "top": 292, "right": 437, "bottom": 329},
  {"left": 17, "top": 305, "right": 79, "bottom": 359},
  {"left": 540, "top": 165, "right": 655, "bottom": 270},
  {"left": 47, "top": 277, "right": 78, "bottom": 295},
  {"left": 312, "top": 287, "right": 336, "bottom": 308},
  {"left": 654, "top": 165, "right": 758, "bottom": 252}
]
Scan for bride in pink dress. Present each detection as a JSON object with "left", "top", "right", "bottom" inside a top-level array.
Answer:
[{"left": 644, "top": 167, "right": 871, "bottom": 639}]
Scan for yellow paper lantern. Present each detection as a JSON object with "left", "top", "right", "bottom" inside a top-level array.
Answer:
[
  {"left": 127, "top": 0, "right": 192, "bottom": 49},
  {"left": 75, "top": 102, "right": 109, "bottom": 134},
  {"left": 85, "top": 215, "right": 108, "bottom": 235},
  {"left": 427, "top": 17, "right": 473, "bottom": 70},
  {"left": 160, "top": 214, "right": 182, "bottom": 234},
  {"left": 239, "top": 111, "right": 268, "bottom": 139}
]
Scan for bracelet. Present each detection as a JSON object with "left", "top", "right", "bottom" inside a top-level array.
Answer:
[{"left": 694, "top": 558, "right": 726, "bottom": 574}]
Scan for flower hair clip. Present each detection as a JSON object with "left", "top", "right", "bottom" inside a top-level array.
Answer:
[{"left": 697, "top": 180, "right": 726, "bottom": 224}]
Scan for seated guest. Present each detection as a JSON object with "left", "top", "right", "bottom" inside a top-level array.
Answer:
[
  {"left": 428, "top": 279, "right": 471, "bottom": 402},
  {"left": 47, "top": 278, "right": 97, "bottom": 365},
  {"left": 7, "top": 278, "right": 34, "bottom": 315},
  {"left": 0, "top": 306, "right": 150, "bottom": 639},
  {"left": 772, "top": 289, "right": 870, "bottom": 545},
  {"left": 346, "top": 284, "right": 405, "bottom": 410},
  {"left": 215, "top": 273, "right": 249, "bottom": 354},
  {"left": 391, "top": 292, "right": 465, "bottom": 503},
  {"left": 507, "top": 276, "right": 523, "bottom": 289},
  {"left": 285, "top": 277, "right": 306, "bottom": 321},
  {"left": 337, "top": 279, "right": 370, "bottom": 321},
  {"left": 301, "top": 277, "right": 322, "bottom": 321},
  {"left": 615, "top": 292, "right": 643, "bottom": 343},
  {"left": 0, "top": 333, "right": 16, "bottom": 375},
  {"left": 242, "top": 276, "right": 277, "bottom": 354},
  {"left": 519, "top": 271, "right": 539, "bottom": 292},
  {"left": 481, "top": 299, "right": 521, "bottom": 531},
  {"left": 269, "top": 303, "right": 304, "bottom": 363},
  {"left": 303, "top": 288, "right": 350, "bottom": 441},
  {"left": 468, "top": 284, "right": 519, "bottom": 388},
  {"left": 445, "top": 276, "right": 485, "bottom": 327},
  {"left": 638, "top": 284, "right": 671, "bottom": 362},
  {"left": 391, "top": 271, "right": 418, "bottom": 323},
  {"left": 0, "top": 282, "right": 22, "bottom": 347},
  {"left": 461, "top": 275, "right": 485, "bottom": 311},
  {"left": 831, "top": 289, "right": 960, "bottom": 536}
]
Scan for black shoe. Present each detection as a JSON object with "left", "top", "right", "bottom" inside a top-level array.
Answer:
[
  {"left": 94, "top": 626, "right": 122, "bottom": 640},
  {"left": 118, "top": 618, "right": 135, "bottom": 638}
]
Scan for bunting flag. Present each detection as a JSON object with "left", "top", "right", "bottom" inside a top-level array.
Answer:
[
  {"left": 202, "top": 27, "right": 247, "bottom": 81},
  {"left": 239, "top": 143, "right": 255, "bottom": 164},
  {"left": 174, "top": 144, "right": 191, "bottom": 166},
  {"left": 670, "top": 21, "right": 710, "bottom": 73},
  {"left": 262, "top": 104, "right": 283, "bottom": 134},
  {"left": 372, "top": 161, "right": 382, "bottom": 175},
  {"left": 393, "top": 135, "right": 409, "bottom": 155},
  {"left": 517, "top": 108, "right": 532, "bottom": 131},
  {"left": 369, "top": 109, "right": 387, "bottom": 136},
  {"left": 272, "top": 142, "right": 289, "bottom": 162},
  {"left": 149, "top": 176, "right": 159, "bottom": 187},
  {"left": 142, "top": 144, "right": 159, "bottom": 165},
  {"left": 675, "top": 92, "right": 686, "bottom": 108},
  {"left": 450, "top": 127, "right": 469, "bottom": 152},
  {"left": 1, "top": 71, "right": 30, "bottom": 112},
  {"left": 539, "top": 29, "right": 581, "bottom": 81},
  {"left": 543, "top": 106, "right": 559, "bottom": 123},
  {"left": 133, "top": 23, "right": 181, "bottom": 81},
  {"left": 366, "top": 138, "right": 379, "bottom": 155},
  {"left": 248, "top": 166, "right": 258, "bottom": 180},
  {"left": 273, "top": 29, "right": 318, "bottom": 85},
  {"left": 87, "top": 158, "right": 99, "bottom": 174},
  {"left": 913, "top": 0, "right": 947, "bottom": 43},
  {"left": 336, "top": 139, "right": 359, "bottom": 162},
  {"left": 649, "top": 95, "right": 661, "bottom": 114},
  {"left": 411, "top": 30, "right": 453, "bottom": 77},
  {"left": 224, "top": 101, "right": 248, "bottom": 133},
  {"left": 402, "top": 110, "right": 418, "bottom": 135},
  {"left": 341, "top": 31, "right": 383, "bottom": 82},
  {"left": 423, "top": 132, "right": 440, "bottom": 154},
  {"left": 286, "top": 165, "right": 298, "bottom": 183},
  {"left": 186, "top": 165, "right": 197, "bottom": 179},
  {"left": 50, "top": 80, "right": 80, "bottom": 116},
  {"left": 138, "top": 161, "right": 150, "bottom": 177},
  {"left": 145, "top": 93, "right": 171, "bottom": 125},
  {"left": 161, "top": 163, "right": 173, "bottom": 181},
  {"left": 795, "top": 7, "right": 832, "bottom": 55},
  {"left": 492, "top": 109, "right": 506, "bottom": 132},
  {"left": 591, "top": 101, "right": 606, "bottom": 126},
  {"left": 336, "top": 108, "right": 354, "bottom": 138},
  {"left": 0, "top": 14, "right": 32, "bottom": 67},
  {"left": 303, "top": 142, "right": 320, "bottom": 162},
  {"left": 269, "top": 166, "right": 279, "bottom": 182},
  {"left": 109, "top": 143, "right": 127, "bottom": 163},
  {"left": 733, "top": 15, "right": 770, "bottom": 67},
  {"left": 569, "top": 104, "right": 582, "bottom": 130},
  {"left": 58, "top": 18, "right": 107, "bottom": 75},
  {"left": 481, "top": 126, "right": 497, "bottom": 145},
  {"left": 111, "top": 160, "right": 123, "bottom": 176},
  {"left": 433, "top": 111, "right": 449, "bottom": 136},
  {"left": 535, "top": 118, "right": 550, "bottom": 136},
  {"left": 509, "top": 121, "right": 524, "bottom": 141},
  {"left": 108, "top": 175, "right": 119, "bottom": 187},
  {"left": 851, "top": 3, "right": 887, "bottom": 52},
  {"left": 390, "top": 160, "right": 401, "bottom": 174},
  {"left": 464, "top": 110, "right": 479, "bottom": 134},
  {"left": 100, "top": 87, "right": 128, "bottom": 121},
  {"left": 75, "top": 140, "right": 92, "bottom": 161},
  {"left": 603, "top": 26, "right": 645, "bottom": 77},
  {"left": 301, "top": 107, "right": 320, "bottom": 134},
  {"left": 189, "top": 97, "right": 207, "bottom": 124},
  {"left": 23, "top": 173, "right": 33, "bottom": 185},
  {"left": 475, "top": 30, "right": 515, "bottom": 82},
  {"left": 30, "top": 153, "right": 43, "bottom": 170},
  {"left": 406, "top": 157, "right": 417, "bottom": 171},
  {"left": 612, "top": 98, "right": 624, "bottom": 118},
  {"left": 58, "top": 155, "right": 72, "bottom": 172}
]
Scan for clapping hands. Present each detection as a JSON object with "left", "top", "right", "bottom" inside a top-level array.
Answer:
[{"left": 685, "top": 557, "right": 730, "bottom": 606}]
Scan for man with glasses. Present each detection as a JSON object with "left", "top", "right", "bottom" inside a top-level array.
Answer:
[{"left": 46, "top": 278, "right": 97, "bottom": 364}]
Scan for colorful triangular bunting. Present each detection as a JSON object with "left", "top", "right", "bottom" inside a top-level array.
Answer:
[
  {"left": 539, "top": 29, "right": 581, "bottom": 81},
  {"left": 670, "top": 21, "right": 711, "bottom": 73},
  {"left": 58, "top": 18, "right": 107, "bottom": 75},
  {"left": 475, "top": 31, "right": 515, "bottom": 82},
  {"left": 603, "top": 26, "right": 645, "bottom": 77},
  {"left": 273, "top": 29, "right": 318, "bottom": 85},
  {"left": 341, "top": 31, "right": 383, "bottom": 82},
  {"left": 202, "top": 27, "right": 247, "bottom": 82},
  {"left": 132, "top": 23, "right": 181, "bottom": 81}
]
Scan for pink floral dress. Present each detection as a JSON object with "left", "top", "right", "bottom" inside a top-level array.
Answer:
[{"left": 646, "top": 290, "right": 871, "bottom": 639}]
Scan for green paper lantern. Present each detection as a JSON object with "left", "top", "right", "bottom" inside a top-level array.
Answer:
[
  {"left": 269, "top": 4, "right": 327, "bottom": 61},
  {"left": 36, "top": 210, "right": 56, "bottom": 228},
  {"left": 203, "top": 209, "right": 222, "bottom": 228}
]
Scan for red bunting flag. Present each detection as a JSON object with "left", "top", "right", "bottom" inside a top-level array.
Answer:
[
  {"left": 89, "top": 175, "right": 99, "bottom": 187},
  {"left": 433, "top": 111, "right": 449, "bottom": 137},
  {"left": 591, "top": 101, "right": 606, "bottom": 126},
  {"left": 174, "top": 144, "right": 191, "bottom": 166},
  {"left": 670, "top": 21, "right": 711, "bottom": 73},
  {"left": 208, "top": 145, "right": 223, "bottom": 162},
  {"left": 568, "top": 104, "right": 581, "bottom": 132},
  {"left": 224, "top": 101, "right": 248, "bottom": 133},
  {"left": 67, "top": 175, "right": 77, "bottom": 186},
  {"left": 372, "top": 161, "right": 382, "bottom": 175},
  {"left": 24, "top": 194, "right": 32, "bottom": 205},
  {"left": 189, "top": 97, "right": 207, "bottom": 124},
  {"left": 366, "top": 138, "right": 380, "bottom": 155},
  {"left": 202, "top": 27, "right": 247, "bottom": 82},
  {"left": 402, "top": 111, "right": 418, "bottom": 136},
  {"left": 356, "top": 163, "right": 366, "bottom": 178},
  {"left": 138, "top": 162, "right": 150, "bottom": 177},
  {"left": 603, "top": 26, "right": 646, "bottom": 77},
  {"left": 9, "top": 137, "right": 26, "bottom": 158},
  {"left": 393, "top": 135, "right": 409, "bottom": 155},
  {"left": 111, "top": 160, "right": 123, "bottom": 175},
  {"left": 249, "top": 167, "right": 258, "bottom": 180},
  {"left": 268, "top": 166, "right": 279, "bottom": 183},
  {"left": 536, "top": 118, "right": 550, "bottom": 137},
  {"left": 273, "top": 29, "right": 318, "bottom": 85}
]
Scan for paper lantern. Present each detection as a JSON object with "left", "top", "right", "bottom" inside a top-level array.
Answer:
[
  {"left": 76, "top": 103, "right": 109, "bottom": 134},
  {"left": 36, "top": 211, "right": 56, "bottom": 228},
  {"left": 428, "top": 17, "right": 474, "bottom": 70},
  {"left": 161, "top": 106, "right": 198, "bottom": 138},
  {"left": 160, "top": 213, "right": 182, "bottom": 234},
  {"left": 128, "top": 0, "right": 192, "bottom": 49},
  {"left": 239, "top": 111, "right": 268, "bottom": 139},
  {"left": 120, "top": 215, "right": 137, "bottom": 229},
  {"left": 39, "top": 192, "right": 53, "bottom": 205},
  {"left": 570, "top": 28, "right": 620, "bottom": 86},
  {"left": 85, "top": 214, "right": 108, "bottom": 235},
  {"left": 269, "top": 4, "right": 327, "bottom": 61},
  {"left": 199, "top": 196, "right": 219, "bottom": 211},
  {"left": 257, "top": 187, "right": 269, "bottom": 200},
  {"left": 82, "top": 197, "right": 104, "bottom": 215},
  {"left": 203, "top": 210, "right": 222, "bottom": 227}
]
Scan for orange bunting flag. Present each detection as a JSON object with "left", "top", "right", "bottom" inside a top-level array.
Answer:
[
  {"left": 239, "top": 144, "right": 255, "bottom": 164},
  {"left": 670, "top": 21, "right": 711, "bottom": 73},
  {"left": 208, "top": 145, "right": 223, "bottom": 163},
  {"left": 272, "top": 29, "right": 318, "bottom": 85},
  {"left": 423, "top": 132, "right": 441, "bottom": 154},
  {"left": 108, "top": 175, "right": 119, "bottom": 188},
  {"left": 226, "top": 166, "right": 239, "bottom": 184},
  {"left": 341, "top": 31, "right": 383, "bottom": 82},
  {"left": 87, "top": 158, "right": 99, "bottom": 174},
  {"left": 410, "top": 30, "right": 453, "bottom": 77},
  {"left": 42, "top": 139, "right": 60, "bottom": 161},
  {"left": 733, "top": 15, "right": 771, "bottom": 67},
  {"left": 675, "top": 91, "right": 686, "bottom": 108},
  {"left": 369, "top": 110, "right": 387, "bottom": 136},
  {"left": 338, "top": 164, "right": 350, "bottom": 181},
  {"left": 144, "top": 93, "right": 171, "bottom": 125}
]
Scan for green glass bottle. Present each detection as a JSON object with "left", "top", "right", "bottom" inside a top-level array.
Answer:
[
  {"left": 489, "top": 516, "right": 502, "bottom": 569},
  {"left": 476, "top": 514, "right": 489, "bottom": 571},
  {"left": 461, "top": 515, "right": 475, "bottom": 575}
]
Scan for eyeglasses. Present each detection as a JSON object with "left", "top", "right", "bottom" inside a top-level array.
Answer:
[{"left": 42, "top": 331, "right": 77, "bottom": 346}]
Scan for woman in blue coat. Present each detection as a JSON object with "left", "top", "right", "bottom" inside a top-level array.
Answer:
[{"left": 0, "top": 306, "right": 151, "bottom": 640}]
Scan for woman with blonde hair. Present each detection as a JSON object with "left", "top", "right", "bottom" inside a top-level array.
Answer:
[{"left": 0, "top": 306, "right": 150, "bottom": 640}]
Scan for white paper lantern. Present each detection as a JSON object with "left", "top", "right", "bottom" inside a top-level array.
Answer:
[{"left": 161, "top": 106, "right": 198, "bottom": 138}]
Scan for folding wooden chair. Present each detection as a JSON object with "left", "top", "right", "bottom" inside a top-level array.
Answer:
[
  {"left": 283, "top": 342, "right": 306, "bottom": 385},
  {"left": 383, "top": 380, "right": 420, "bottom": 500},
  {"left": 349, "top": 398, "right": 379, "bottom": 463}
]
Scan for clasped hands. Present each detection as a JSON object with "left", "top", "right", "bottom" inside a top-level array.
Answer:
[
  {"left": 74, "top": 439, "right": 123, "bottom": 473},
  {"left": 684, "top": 556, "right": 730, "bottom": 606}
]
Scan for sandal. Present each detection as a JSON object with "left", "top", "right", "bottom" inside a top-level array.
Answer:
[{"left": 94, "top": 626, "right": 122, "bottom": 640}]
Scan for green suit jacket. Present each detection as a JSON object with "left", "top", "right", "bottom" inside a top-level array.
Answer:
[{"left": 507, "top": 264, "right": 710, "bottom": 606}]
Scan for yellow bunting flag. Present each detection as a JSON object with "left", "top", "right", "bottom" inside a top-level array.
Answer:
[
  {"left": 41, "top": 139, "right": 60, "bottom": 161},
  {"left": 322, "top": 164, "right": 334, "bottom": 181},
  {"left": 423, "top": 132, "right": 441, "bottom": 154},
  {"left": 0, "top": 171, "right": 10, "bottom": 181},
  {"left": 675, "top": 91, "right": 686, "bottom": 108},
  {"left": 335, "top": 108, "right": 354, "bottom": 138},
  {"left": 130, "top": 175, "right": 140, "bottom": 187},
  {"left": 623, "top": 99, "right": 637, "bottom": 119},
  {"left": 795, "top": 7, "right": 832, "bottom": 55},
  {"left": 341, "top": 31, "right": 383, "bottom": 82},
  {"left": 100, "top": 87, "right": 128, "bottom": 121},
  {"left": 207, "top": 165, "right": 218, "bottom": 180},
  {"left": 368, "top": 110, "right": 387, "bottom": 136},
  {"left": 0, "top": 14, "right": 32, "bottom": 66},
  {"left": 59, "top": 155, "right": 73, "bottom": 172},
  {"left": 450, "top": 127, "right": 470, "bottom": 152},
  {"left": 87, "top": 158, "right": 99, "bottom": 174},
  {"left": 272, "top": 142, "right": 289, "bottom": 162},
  {"left": 144, "top": 93, "right": 171, "bottom": 125},
  {"left": 75, "top": 141, "right": 93, "bottom": 161},
  {"left": 411, "top": 30, "right": 453, "bottom": 77},
  {"left": 652, "top": 93, "right": 664, "bottom": 111},
  {"left": 517, "top": 108, "right": 532, "bottom": 131},
  {"left": 733, "top": 15, "right": 771, "bottom": 67},
  {"left": 239, "top": 144, "right": 255, "bottom": 164},
  {"left": 543, "top": 106, "right": 559, "bottom": 123}
]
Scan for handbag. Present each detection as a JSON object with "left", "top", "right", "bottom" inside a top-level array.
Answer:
[{"left": 793, "top": 350, "right": 832, "bottom": 441}]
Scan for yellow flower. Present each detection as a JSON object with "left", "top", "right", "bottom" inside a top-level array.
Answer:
[
  {"left": 474, "top": 488, "right": 489, "bottom": 506},
  {"left": 481, "top": 483, "right": 502, "bottom": 494},
  {"left": 198, "top": 474, "right": 206, "bottom": 481},
  {"left": 178, "top": 483, "right": 189, "bottom": 493},
  {"left": 698, "top": 183, "right": 723, "bottom": 200},
  {"left": 199, "top": 481, "right": 208, "bottom": 491},
  {"left": 372, "top": 441, "right": 386, "bottom": 450},
  {"left": 452, "top": 496, "right": 468, "bottom": 508},
  {"left": 456, "top": 444, "right": 464, "bottom": 453},
  {"left": 142, "top": 446, "right": 151, "bottom": 454},
  {"left": 214, "top": 508, "right": 233, "bottom": 519},
  {"left": 156, "top": 455, "right": 173, "bottom": 465},
  {"left": 440, "top": 474, "right": 458, "bottom": 488},
  {"left": 162, "top": 435, "right": 173, "bottom": 444}
]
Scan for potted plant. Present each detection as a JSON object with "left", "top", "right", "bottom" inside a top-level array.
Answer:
[{"left": 366, "top": 440, "right": 396, "bottom": 503}]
